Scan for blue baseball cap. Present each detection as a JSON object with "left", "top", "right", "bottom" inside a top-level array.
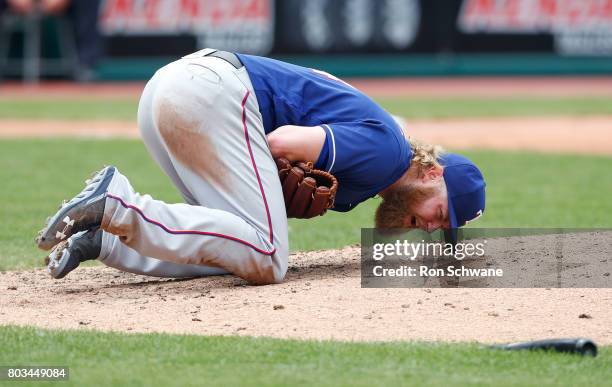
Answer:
[{"left": 440, "top": 153, "right": 486, "bottom": 230}]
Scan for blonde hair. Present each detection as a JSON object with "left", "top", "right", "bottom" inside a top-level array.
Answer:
[{"left": 409, "top": 138, "right": 445, "bottom": 172}]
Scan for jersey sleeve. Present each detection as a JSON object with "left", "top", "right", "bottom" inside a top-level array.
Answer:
[{"left": 314, "top": 120, "right": 411, "bottom": 194}]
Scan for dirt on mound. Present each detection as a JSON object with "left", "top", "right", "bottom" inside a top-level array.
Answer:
[{"left": 1, "top": 239, "right": 611, "bottom": 344}]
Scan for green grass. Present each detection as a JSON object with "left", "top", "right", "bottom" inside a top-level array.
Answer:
[
  {"left": 2, "top": 96, "right": 612, "bottom": 120},
  {"left": 0, "top": 326, "right": 609, "bottom": 387},
  {"left": 1, "top": 139, "right": 610, "bottom": 271},
  {"left": 0, "top": 99, "right": 138, "bottom": 121}
]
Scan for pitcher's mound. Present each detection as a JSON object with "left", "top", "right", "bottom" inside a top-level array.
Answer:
[{"left": 1, "top": 244, "right": 610, "bottom": 344}]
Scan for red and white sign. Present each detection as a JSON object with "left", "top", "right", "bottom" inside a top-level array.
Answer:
[
  {"left": 458, "top": 0, "right": 612, "bottom": 55},
  {"left": 100, "top": 0, "right": 274, "bottom": 54}
]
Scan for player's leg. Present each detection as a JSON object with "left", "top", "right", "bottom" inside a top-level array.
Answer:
[
  {"left": 46, "top": 227, "right": 227, "bottom": 279},
  {"left": 99, "top": 232, "right": 228, "bottom": 277},
  {"left": 41, "top": 66, "right": 229, "bottom": 279},
  {"left": 100, "top": 54, "right": 288, "bottom": 284},
  {"left": 96, "top": 69, "right": 230, "bottom": 278},
  {"left": 38, "top": 56, "right": 287, "bottom": 283}
]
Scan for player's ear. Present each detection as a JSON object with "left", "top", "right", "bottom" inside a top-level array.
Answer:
[{"left": 420, "top": 165, "right": 443, "bottom": 183}]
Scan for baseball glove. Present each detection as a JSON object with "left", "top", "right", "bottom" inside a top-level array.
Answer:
[{"left": 275, "top": 158, "right": 338, "bottom": 218}]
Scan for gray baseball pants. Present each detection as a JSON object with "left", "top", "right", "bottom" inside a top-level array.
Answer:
[{"left": 97, "top": 50, "right": 289, "bottom": 284}]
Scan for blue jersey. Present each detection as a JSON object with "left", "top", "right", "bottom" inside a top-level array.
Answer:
[{"left": 237, "top": 54, "right": 412, "bottom": 212}]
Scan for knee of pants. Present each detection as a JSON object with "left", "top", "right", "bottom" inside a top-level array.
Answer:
[
  {"left": 247, "top": 247, "right": 288, "bottom": 285},
  {"left": 250, "top": 262, "right": 287, "bottom": 285}
]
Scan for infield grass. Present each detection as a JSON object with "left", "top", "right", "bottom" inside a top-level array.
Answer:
[
  {"left": 0, "top": 325, "right": 609, "bottom": 387},
  {"left": 0, "top": 139, "right": 611, "bottom": 271},
  {"left": 2, "top": 96, "right": 612, "bottom": 120}
]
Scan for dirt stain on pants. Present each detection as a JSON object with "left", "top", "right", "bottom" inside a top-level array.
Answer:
[{"left": 156, "top": 99, "right": 228, "bottom": 190}]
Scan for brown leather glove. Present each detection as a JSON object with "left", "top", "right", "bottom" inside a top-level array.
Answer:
[{"left": 275, "top": 158, "right": 338, "bottom": 218}]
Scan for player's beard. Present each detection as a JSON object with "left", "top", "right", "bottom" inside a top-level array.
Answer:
[{"left": 375, "top": 183, "right": 438, "bottom": 230}]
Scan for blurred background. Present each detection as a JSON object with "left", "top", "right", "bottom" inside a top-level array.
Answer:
[{"left": 1, "top": 0, "right": 612, "bottom": 81}]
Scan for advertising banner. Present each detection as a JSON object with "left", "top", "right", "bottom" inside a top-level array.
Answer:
[
  {"left": 100, "top": 0, "right": 275, "bottom": 55},
  {"left": 275, "top": 0, "right": 425, "bottom": 53},
  {"left": 97, "top": 0, "right": 612, "bottom": 58},
  {"left": 458, "top": 0, "right": 612, "bottom": 56}
]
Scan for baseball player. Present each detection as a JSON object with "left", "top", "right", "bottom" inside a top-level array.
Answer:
[{"left": 36, "top": 49, "right": 486, "bottom": 284}]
